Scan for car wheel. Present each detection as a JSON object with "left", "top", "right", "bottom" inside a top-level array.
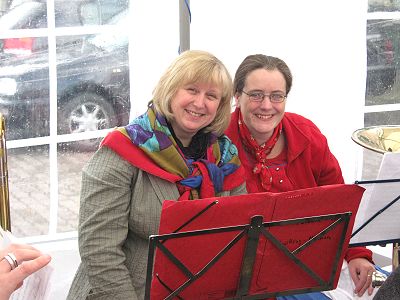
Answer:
[{"left": 59, "top": 92, "right": 117, "bottom": 151}]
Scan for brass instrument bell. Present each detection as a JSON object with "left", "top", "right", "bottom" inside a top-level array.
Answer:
[{"left": 352, "top": 125, "right": 400, "bottom": 154}]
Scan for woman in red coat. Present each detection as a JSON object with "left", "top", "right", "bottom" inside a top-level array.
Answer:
[{"left": 225, "top": 54, "right": 376, "bottom": 299}]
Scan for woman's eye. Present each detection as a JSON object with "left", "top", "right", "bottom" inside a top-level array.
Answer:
[
  {"left": 207, "top": 94, "right": 218, "bottom": 101},
  {"left": 187, "top": 87, "right": 197, "bottom": 94}
]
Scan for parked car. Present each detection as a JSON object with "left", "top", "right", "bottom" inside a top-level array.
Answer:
[{"left": 0, "top": 9, "right": 130, "bottom": 150}]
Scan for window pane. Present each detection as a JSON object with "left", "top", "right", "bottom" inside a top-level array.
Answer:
[
  {"left": 55, "top": 0, "right": 129, "bottom": 27},
  {"left": 0, "top": 1, "right": 47, "bottom": 30},
  {"left": 78, "top": 0, "right": 129, "bottom": 26},
  {"left": 366, "top": 19, "right": 400, "bottom": 105},
  {"left": 0, "top": 47, "right": 50, "bottom": 141},
  {"left": 364, "top": 110, "right": 400, "bottom": 126},
  {"left": 55, "top": 0, "right": 86, "bottom": 27},
  {"left": 8, "top": 146, "right": 50, "bottom": 237},
  {"left": 57, "top": 143, "right": 94, "bottom": 233},
  {"left": 0, "top": 2, "right": 47, "bottom": 56},
  {"left": 369, "top": 0, "right": 400, "bottom": 12},
  {"left": 56, "top": 18, "right": 130, "bottom": 141}
]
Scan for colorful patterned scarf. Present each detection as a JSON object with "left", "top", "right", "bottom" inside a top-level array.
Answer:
[{"left": 101, "top": 105, "right": 244, "bottom": 200}]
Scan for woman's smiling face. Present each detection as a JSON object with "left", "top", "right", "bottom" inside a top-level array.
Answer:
[
  {"left": 236, "top": 68, "right": 287, "bottom": 145},
  {"left": 169, "top": 82, "right": 221, "bottom": 146}
]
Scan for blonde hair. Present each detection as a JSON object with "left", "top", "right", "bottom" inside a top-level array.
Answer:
[{"left": 152, "top": 50, "right": 233, "bottom": 136}]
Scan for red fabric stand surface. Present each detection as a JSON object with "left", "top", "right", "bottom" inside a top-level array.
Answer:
[{"left": 148, "top": 184, "right": 365, "bottom": 300}]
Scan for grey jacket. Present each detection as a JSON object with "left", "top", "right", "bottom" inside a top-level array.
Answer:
[
  {"left": 67, "top": 146, "right": 246, "bottom": 300},
  {"left": 373, "top": 266, "right": 400, "bottom": 300}
]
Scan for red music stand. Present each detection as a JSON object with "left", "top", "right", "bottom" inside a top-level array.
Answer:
[{"left": 145, "top": 184, "right": 365, "bottom": 300}]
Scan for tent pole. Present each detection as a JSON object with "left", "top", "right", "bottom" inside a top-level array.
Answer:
[{"left": 179, "top": 0, "right": 190, "bottom": 53}]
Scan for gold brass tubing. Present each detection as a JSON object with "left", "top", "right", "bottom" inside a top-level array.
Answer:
[
  {"left": 393, "top": 242, "right": 399, "bottom": 271},
  {"left": 0, "top": 113, "right": 11, "bottom": 231}
]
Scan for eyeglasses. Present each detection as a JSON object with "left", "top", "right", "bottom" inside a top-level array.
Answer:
[{"left": 242, "top": 90, "right": 287, "bottom": 103}]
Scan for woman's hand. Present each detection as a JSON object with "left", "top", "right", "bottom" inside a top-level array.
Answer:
[
  {"left": 348, "top": 257, "right": 376, "bottom": 297},
  {"left": 0, "top": 243, "right": 51, "bottom": 300}
]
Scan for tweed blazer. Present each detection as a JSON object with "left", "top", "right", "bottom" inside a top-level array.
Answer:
[{"left": 67, "top": 146, "right": 247, "bottom": 300}]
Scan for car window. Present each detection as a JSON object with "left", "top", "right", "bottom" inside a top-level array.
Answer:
[
  {"left": 80, "top": 0, "right": 128, "bottom": 25},
  {"left": 86, "top": 9, "right": 128, "bottom": 51}
]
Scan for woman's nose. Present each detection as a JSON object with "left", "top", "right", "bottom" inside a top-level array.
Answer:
[
  {"left": 193, "top": 93, "right": 206, "bottom": 107},
  {"left": 259, "top": 96, "right": 273, "bottom": 109}
]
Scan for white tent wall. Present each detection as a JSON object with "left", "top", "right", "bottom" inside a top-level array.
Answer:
[
  {"left": 131, "top": 0, "right": 368, "bottom": 183},
  {"left": 130, "top": 1, "right": 180, "bottom": 117}
]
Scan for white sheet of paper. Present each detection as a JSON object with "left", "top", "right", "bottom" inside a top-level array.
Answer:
[
  {"left": 0, "top": 227, "right": 54, "bottom": 300},
  {"left": 9, "top": 266, "right": 53, "bottom": 300},
  {"left": 351, "top": 152, "right": 400, "bottom": 245}
]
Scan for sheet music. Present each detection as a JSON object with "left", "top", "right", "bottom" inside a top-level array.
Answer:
[
  {"left": 351, "top": 152, "right": 400, "bottom": 245},
  {"left": 0, "top": 227, "right": 54, "bottom": 300}
]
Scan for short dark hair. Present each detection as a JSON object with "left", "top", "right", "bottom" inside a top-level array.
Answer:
[{"left": 233, "top": 54, "right": 293, "bottom": 95}]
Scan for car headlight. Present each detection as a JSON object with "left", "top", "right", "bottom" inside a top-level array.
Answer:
[{"left": 0, "top": 78, "right": 17, "bottom": 96}]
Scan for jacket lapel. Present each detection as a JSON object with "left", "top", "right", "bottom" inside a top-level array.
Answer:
[{"left": 148, "top": 174, "right": 180, "bottom": 205}]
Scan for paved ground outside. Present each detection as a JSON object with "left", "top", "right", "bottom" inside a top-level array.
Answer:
[{"left": 7, "top": 146, "right": 94, "bottom": 237}]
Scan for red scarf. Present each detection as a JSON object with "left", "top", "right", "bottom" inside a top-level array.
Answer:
[{"left": 238, "top": 110, "right": 282, "bottom": 191}]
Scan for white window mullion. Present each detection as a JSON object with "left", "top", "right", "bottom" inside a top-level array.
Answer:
[
  {"left": 47, "top": 0, "right": 59, "bottom": 235},
  {"left": 364, "top": 103, "right": 400, "bottom": 113}
]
